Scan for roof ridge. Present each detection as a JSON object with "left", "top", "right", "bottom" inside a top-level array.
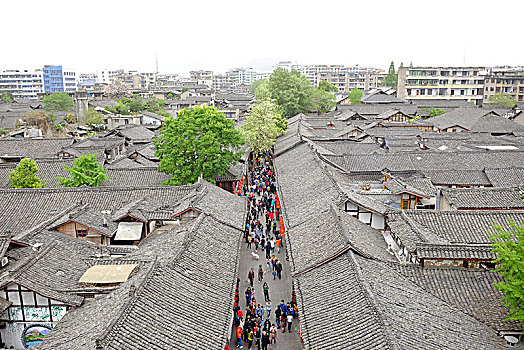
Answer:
[
  {"left": 348, "top": 251, "right": 400, "bottom": 350},
  {"left": 96, "top": 257, "right": 160, "bottom": 347}
]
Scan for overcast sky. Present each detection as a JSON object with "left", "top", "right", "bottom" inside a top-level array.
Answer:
[{"left": 2, "top": 0, "right": 523, "bottom": 76}]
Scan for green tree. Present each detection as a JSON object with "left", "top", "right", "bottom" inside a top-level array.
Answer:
[
  {"left": 490, "top": 221, "right": 524, "bottom": 325},
  {"left": 255, "top": 79, "right": 272, "bottom": 101},
  {"left": 57, "top": 153, "right": 109, "bottom": 187},
  {"left": 318, "top": 80, "right": 338, "bottom": 93},
  {"left": 167, "top": 93, "right": 174, "bottom": 100},
  {"left": 429, "top": 107, "right": 445, "bottom": 117},
  {"left": 9, "top": 158, "right": 46, "bottom": 188},
  {"left": 85, "top": 108, "right": 103, "bottom": 127},
  {"left": 267, "top": 68, "right": 315, "bottom": 117},
  {"left": 310, "top": 89, "right": 336, "bottom": 114},
  {"left": 154, "top": 105, "right": 244, "bottom": 185},
  {"left": 383, "top": 61, "right": 398, "bottom": 88},
  {"left": 487, "top": 93, "right": 517, "bottom": 108},
  {"left": 43, "top": 93, "right": 74, "bottom": 112},
  {"left": 0, "top": 91, "right": 13, "bottom": 103},
  {"left": 250, "top": 79, "right": 267, "bottom": 94},
  {"left": 348, "top": 88, "right": 363, "bottom": 105},
  {"left": 240, "top": 100, "right": 288, "bottom": 154}
]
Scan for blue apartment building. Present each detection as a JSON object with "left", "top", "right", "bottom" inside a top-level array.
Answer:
[{"left": 43, "top": 65, "right": 77, "bottom": 93}]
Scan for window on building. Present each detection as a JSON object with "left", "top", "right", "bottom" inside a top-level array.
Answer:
[{"left": 76, "top": 230, "right": 88, "bottom": 238}]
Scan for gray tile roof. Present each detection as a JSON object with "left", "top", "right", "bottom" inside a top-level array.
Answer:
[
  {"left": 428, "top": 108, "right": 524, "bottom": 132},
  {"left": 0, "top": 137, "right": 74, "bottom": 159},
  {"left": 384, "top": 175, "right": 436, "bottom": 198},
  {"left": 390, "top": 263, "right": 521, "bottom": 332},
  {"left": 415, "top": 243, "right": 497, "bottom": 261},
  {"left": 107, "top": 125, "right": 156, "bottom": 143},
  {"left": 485, "top": 167, "right": 524, "bottom": 187},
  {"left": 295, "top": 250, "right": 506, "bottom": 349},
  {"left": 0, "top": 184, "right": 199, "bottom": 237},
  {"left": 423, "top": 169, "right": 492, "bottom": 186},
  {"left": 98, "top": 215, "right": 241, "bottom": 350},
  {"left": 400, "top": 210, "right": 524, "bottom": 244},
  {"left": 274, "top": 143, "right": 342, "bottom": 226},
  {"left": 442, "top": 187, "right": 524, "bottom": 209}
]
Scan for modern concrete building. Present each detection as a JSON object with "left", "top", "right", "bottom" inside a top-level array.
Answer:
[
  {"left": 0, "top": 69, "right": 44, "bottom": 100},
  {"left": 226, "top": 67, "right": 257, "bottom": 86},
  {"left": 397, "top": 66, "right": 486, "bottom": 105},
  {"left": 483, "top": 67, "right": 524, "bottom": 104},
  {"left": 287, "top": 65, "right": 385, "bottom": 92},
  {"left": 189, "top": 70, "right": 213, "bottom": 88},
  {"left": 42, "top": 65, "right": 77, "bottom": 93}
]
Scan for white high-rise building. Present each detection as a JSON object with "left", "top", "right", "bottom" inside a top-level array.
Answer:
[
  {"left": 0, "top": 69, "right": 44, "bottom": 100},
  {"left": 226, "top": 68, "right": 258, "bottom": 85}
]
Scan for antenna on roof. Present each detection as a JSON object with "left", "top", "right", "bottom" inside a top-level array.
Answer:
[{"left": 155, "top": 54, "right": 159, "bottom": 74}]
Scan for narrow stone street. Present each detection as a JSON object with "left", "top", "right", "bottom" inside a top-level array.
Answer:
[{"left": 229, "top": 155, "right": 303, "bottom": 350}]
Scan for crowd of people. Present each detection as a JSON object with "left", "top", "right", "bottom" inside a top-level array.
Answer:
[{"left": 232, "top": 154, "right": 298, "bottom": 350}]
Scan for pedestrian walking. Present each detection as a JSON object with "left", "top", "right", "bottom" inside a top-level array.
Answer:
[
  {"left": 266, "top": 299, "right": 271, "bottom": 318},
  {"left": 245, "top": 287, "right": 251, "bottom": 306},
  {"left": 248, "top": 268, "right": 255, "bottom": 287},
  {"left": 261, "top": 331, "right": 270, "bottom": 350},
  {"left": 275, "top": 306, "right": 281, "bottom": 329},
  {"left": 258, "top": 265, "right": 264, "bottom": 282},
  {"left": 266, "top": 258, "right": 271, "bottom": 272},
  {"left": 275, "top": 237, "right": 281, "bottom": 254},
  {"left": 275, "top": 261, "right": 282, "bottom": 280},
  {"left": 247, "top": 328, "right": 254, "bottom": 349},
  {"left": 263, "top": 282, "right": 270, "bottom": 301},
  {"left": 287, "top": 313, "right": 294, "bottom": 333},
  {"left": 270, "top": 324, "right": 277, "bottom": 345},
  {"left": 236, "top": 325, "right": 244, "bottom": 348}
]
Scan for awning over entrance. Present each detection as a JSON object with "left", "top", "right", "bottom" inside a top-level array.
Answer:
[
  {"left": 114, "top": 222, "right": 143, "bottom": 241},
  {"left": 79, "top": 264, "right": 139, "bottom": 284}
]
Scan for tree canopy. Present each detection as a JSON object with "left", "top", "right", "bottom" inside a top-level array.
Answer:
[
  {"left": 154, "top": 105, "right": 244, "bottom": 186},
  {"left": 43, "top": 93, "right": 74, "bottom": 112},
  {"left": 57, "top": 153, "right": 109, "bottom": 187},
  {"left": 267, "top": 68, "right": 315, "bottom": 117},
  {"left": 490, "top": 220, "right": 524, "bottom": 325},
  {"left": 348, "top": 88, "right": 363, "bottom": 105},
  {"left": 487, "top": 93, "right": 517, "bottom": 108},
  {"left": 310, "top": 88, "right": 336, "bottom": 114},
  {"left": 318, "top": 80, "right": 338, "bottom": 93},
  {"left": 9, "top": 158, "right": 45, "bottom": 188},
  {"left": 1, "top": 91, "right": 13, "bottom": 103},
  {"left": 240, "top": 100, "right": 288, "bottom": 154},
  {"left": 105, "top": 95, "right": 169, "bottom": 117},
  {"left": 383, "top": 61, "right": 398, "bottom": 88},
  {"left": 85, "top": 108, "right": 104, "bottom": 127}
]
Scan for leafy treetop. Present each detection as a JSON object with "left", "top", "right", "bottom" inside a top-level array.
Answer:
[
  {"left": 57, "top": 153, "right": 109, "bottom": 187},
  {"left": 43, "top": 93, "right": 74, "bottom": 112},
  {"left": 105, "top": 95, "right": 169, "bottom": 117},
  {"left": 383, "top": 61, "right": 398, "bottom": 88},
  {"left": 318, "top": 80, "right": 338, "bottom": 93},
  {"left": 9, "top": 158, "right": 46, "bottom": 188},
  {"left": 487, "top": 93, "right": 517, "bottom": 108},
  {"left": 267, "top": 68, "right": 315, "bottom": 117},
  {"left": 348, "top": 88, "right": 363, "bottom": 105},
  {"left": 240, "top": 100, "right": 288, "bottom": 154},
  {"left": 1, "top": 91, "right": 13, "bottom": 103},
  {"left": 310, "top": 88, "right": 336, "bottom": 114},
  {"left": 154, "top": 105, "right": 244, "bottom": 185},
  {"left": 490, "top": 220, "right": 524, "bottom": 326}
]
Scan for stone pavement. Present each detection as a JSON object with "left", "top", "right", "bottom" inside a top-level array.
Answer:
[{"left": 229, "top": 233, "right": 304, "bottom": 350}]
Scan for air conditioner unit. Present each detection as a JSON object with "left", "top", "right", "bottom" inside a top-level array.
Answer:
[{"left": 1, "top": 257, "right": 8, "bottom": 267}]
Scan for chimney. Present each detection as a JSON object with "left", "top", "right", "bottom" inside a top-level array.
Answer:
[{"left": 103, "top": 218, "right": 108, "bottom": 227}]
